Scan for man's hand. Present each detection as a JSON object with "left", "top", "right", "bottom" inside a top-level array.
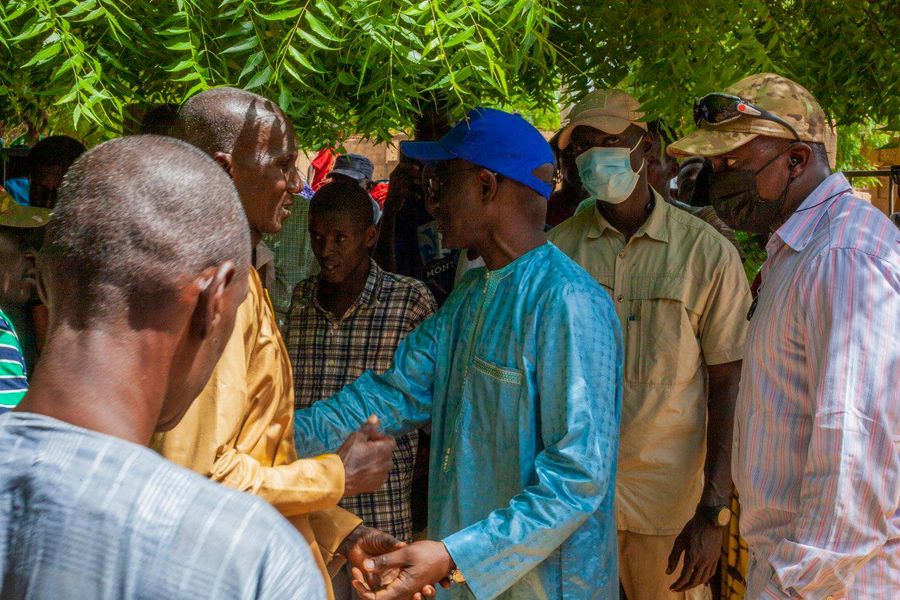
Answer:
[
  {"left": 666, "top": 513, "right": 724, "bottom": 592},
  {"left": 340, "top": 528, "right": 438, "bottom": 600},
  {"left": 338, "top": 525, "right": 403, "bottom": 576},
  {"left": 337, "top": 415, "right": 396, "bottom": 497},
  {"left": 351, "top": 540, "right": 452, "bottom": 600}
]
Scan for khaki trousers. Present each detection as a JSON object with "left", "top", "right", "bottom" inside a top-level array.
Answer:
[{"left": 618, "top": 531, "right": 712, "bottom": 600}]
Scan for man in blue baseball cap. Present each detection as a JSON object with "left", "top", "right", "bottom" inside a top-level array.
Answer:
[{"left": 294, "top": 107, "right": 623, "bottom": 599}]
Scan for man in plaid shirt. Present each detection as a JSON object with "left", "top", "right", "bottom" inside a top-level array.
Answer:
[{"left": 287, "top": 180, "right": 436, "bottom": 546}]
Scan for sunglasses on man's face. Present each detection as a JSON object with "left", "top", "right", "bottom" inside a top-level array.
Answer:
[{"left": 693, "top": 93, "right": 800, "bottom": 141}]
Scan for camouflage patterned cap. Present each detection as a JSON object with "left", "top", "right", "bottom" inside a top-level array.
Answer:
[
  {"left": 668, "top": 73, "right": 828, "bottom": 158},
  {"left": 0, "top": 190, "right": 51, "bottom": 228}
]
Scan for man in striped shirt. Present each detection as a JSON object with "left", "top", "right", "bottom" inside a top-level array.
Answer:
[
  {"left": 0, "top": 193, "right": 50, "bottom": 411},
  {"left": 0, "top": 136, "right": 325, "bottom": 599},
  {"left": 669, "top": 73, "right": 899, "bottom": 598}
]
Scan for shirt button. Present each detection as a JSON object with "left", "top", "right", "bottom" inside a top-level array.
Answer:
[
  {"left": 618, "top": 251, "right": 626, "bottom": 259},
  {"left": 616, "top": 295, "right": 624, "bottom": 302}
]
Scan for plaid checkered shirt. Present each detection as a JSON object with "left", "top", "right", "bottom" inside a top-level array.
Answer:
[{"left": 287, "top": 260, "right": 436, "bottom": 541}]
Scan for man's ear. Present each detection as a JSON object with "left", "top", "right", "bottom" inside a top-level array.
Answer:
[
  {"left": 213, "top": 152, "right": 235, "bottom": 178},
  {"left": 365, "top": 223, "right": 379, "bottom": 249},
  {"left": 477, "top": 168, "right": 501, "bottom": 204},
  {"left": 22, "top": 249, "right": 38, "bottom": 284},
  {"left": 787, "top": 143, "right": 813, "bottom": 176},
  {"left": 191, "top": 261, "right": 237, "bottom": 340},
  {"left": 35, "top": 255, "right": 50, "bottom": 308},
  {"left": 640, "top": 135, "right": 656, "bottom": 161},
  {"left": 665, "top": 156, "right": 679, "bottom": 181}
]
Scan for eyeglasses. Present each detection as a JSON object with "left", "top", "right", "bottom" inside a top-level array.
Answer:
[
  {"left": 693, "top": 93, "right": 800, "bottom": 141},
  {"left": 424, "top": 166, "right": 499, "bottom": 200}
]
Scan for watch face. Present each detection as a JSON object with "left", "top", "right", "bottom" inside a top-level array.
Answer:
[{"left": 716, "top": 507, "right": 732, "bottom": 526}]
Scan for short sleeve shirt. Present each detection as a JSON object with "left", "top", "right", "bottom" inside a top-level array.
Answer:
[{"left": 549, "top": 190, "right": 751, "bottom": 534}]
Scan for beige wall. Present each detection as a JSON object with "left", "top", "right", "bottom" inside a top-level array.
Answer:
[
  {"left": 296, "top": 133, "right": 409, "bottom": 183},
  {"left": 860, "top": 144, "right": 899, "bottom": 216}
]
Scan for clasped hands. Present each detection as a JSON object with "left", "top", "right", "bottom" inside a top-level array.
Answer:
[
  {"left": 337, "top": 415, "right": 396, "bottom": 497},
  {"left": 336, "top": 417, "right": 454, "bottom": 599},
  {"left": 345, "top": 536, "right": 454, "bottom": 600}
]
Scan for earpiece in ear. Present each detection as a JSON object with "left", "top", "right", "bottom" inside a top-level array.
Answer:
[{"left": 789, "top": 156, "right": 800, "bottom": 167}]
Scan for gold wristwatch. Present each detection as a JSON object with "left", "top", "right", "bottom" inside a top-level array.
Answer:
[
  {"left": 448, "top": 568, "right": 466, "bottom": 584},
  {"left": 698, "top": 504, "right": 732, "bottom": 527}
]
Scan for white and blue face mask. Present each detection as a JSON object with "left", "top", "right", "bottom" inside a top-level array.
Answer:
[{"left": 575, "top": 137, "right": 644, "bottom": 205}]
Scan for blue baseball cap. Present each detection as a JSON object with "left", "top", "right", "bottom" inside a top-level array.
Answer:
[{"left": 400, "top": 107, "right": 555, "bottom": 199}]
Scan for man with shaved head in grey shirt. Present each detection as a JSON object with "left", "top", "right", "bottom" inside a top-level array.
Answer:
[{"left": 0, "top": 135, "right": 325, "bottom": 599}]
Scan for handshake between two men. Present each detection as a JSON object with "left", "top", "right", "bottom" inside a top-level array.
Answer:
[{"left": 334, "top": 416, "right": 446, "bottom": 600}]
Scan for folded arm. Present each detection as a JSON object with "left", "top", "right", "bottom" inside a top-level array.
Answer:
[{"left": 210, "top": 450, "right": 346, "bottom": 515}]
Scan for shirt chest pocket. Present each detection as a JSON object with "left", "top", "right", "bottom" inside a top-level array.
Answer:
[
  {"left": 465, "top": 355, "right": 527, "bottom": 437},
  {"left": 626, "top": 275, "right": 702, "bottom": 385}
]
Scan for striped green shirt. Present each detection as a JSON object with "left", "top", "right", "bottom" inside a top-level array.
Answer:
[{"left": 0, "top": 309, "right": 28, "bottom": 411}]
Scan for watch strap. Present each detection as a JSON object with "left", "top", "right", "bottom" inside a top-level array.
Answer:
[{"left": 698, "top": 504, "right": 730, "bottom": 527}]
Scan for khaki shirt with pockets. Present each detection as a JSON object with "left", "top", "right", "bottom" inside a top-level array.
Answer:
[{"left": 549, "top": 190, "right": 751, "bottom": 535}]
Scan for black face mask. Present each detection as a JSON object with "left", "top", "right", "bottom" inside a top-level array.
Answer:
[
  {"left": 687, "top": 162, "right": 711, "bottom": 207},
  {"left": 697, "top": 145, "right": 797, "bottom": 235}
]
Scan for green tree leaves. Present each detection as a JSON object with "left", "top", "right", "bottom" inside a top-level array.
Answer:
[
  {"left": 0, "top": 0, "right": 559, "bottom": 146},
  {"left": 552, "top": 0, "right": 899, "bottom": 134},
  {"left": 0, "top": 0, "right": 896, "bottom": 151}
]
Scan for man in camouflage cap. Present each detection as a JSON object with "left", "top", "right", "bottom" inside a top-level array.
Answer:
[{"left": 670, "top": 73, "right": 900, "bottom": 598}]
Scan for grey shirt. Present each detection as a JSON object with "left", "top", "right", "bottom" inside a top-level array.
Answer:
[{"left": 0, "top": 412, "right": 325, "bottom": 599}]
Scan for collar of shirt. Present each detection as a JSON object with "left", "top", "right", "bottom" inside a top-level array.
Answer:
[
  {"left": 586, "top": 187, "right": 669, "bottom": 244},
  {"left": 771, "top": 172, "right": 854, "bottom": 254},
  {"left": 254, "top": 241, "right": 275, "bottom": 270},
  {"left": 302, "top": 259, "right": 383, "bottom": 319},
  {"left": 485, "top": 242, "right": 551, "bottom": 280}
]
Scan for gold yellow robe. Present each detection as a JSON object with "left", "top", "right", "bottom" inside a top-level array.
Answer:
[{"left": 153, "top": 269, "right": 360, "bottom": 598}]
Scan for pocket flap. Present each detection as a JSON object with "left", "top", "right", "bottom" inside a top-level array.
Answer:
[
  {"left": 628, "top": 273, "right": 705, "bottom": 314},
  {"left": 472, "top": 355, "right": 524, "bottom": 385}
]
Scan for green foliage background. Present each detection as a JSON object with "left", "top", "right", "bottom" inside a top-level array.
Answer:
[
  {"left": 0, "top": 0, "right": 560, "bottom": 147},
  {"left": 1, "top": 0, "right": 898, "bottom": 162}
]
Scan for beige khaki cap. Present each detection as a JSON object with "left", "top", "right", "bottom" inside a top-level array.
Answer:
[
  {"left": 0, "top": 190, "right": 51, "bottom": 228},
  {"left": 668, "top": 73, "right": 828, "bottom": 158},
  {"left": 558, "top": 89, "right": 648, "bottom": 150}
]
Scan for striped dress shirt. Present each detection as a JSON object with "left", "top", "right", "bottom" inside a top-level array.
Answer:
[
  {"left": 0, "top": 412, "right": 325, "bottom": 599},
  {"left": 733, "top": 173, "right": 900, "bottom": 598}
]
